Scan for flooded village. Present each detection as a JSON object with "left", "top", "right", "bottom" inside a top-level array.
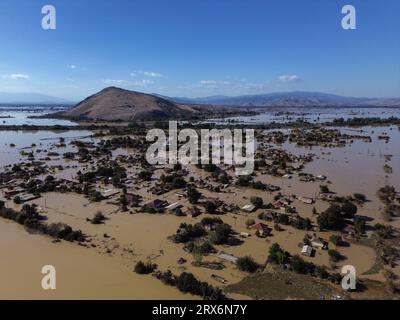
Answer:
[{"left": 1, "top": 105, "right": 400, "bottom": 300}]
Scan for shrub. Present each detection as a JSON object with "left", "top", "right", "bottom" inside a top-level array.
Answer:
[
  {"left": 329, "top": 235, "right": 343, "bottom": 246},
  {"left": 210, "top": 223, "right": 232, "bottom": 245},
  {"left": 268, "top": 243, "right": 290, "bottom": 265},
  {"left": 290, "top": 255, "right": 315, "bottom": 274},
  {"left": 175, "top": 272, "right": 225, "bottom": 300},
  {"left": 315, "top": 266, "right": 330, "bottom": 279},
  {"left": 134, "top": 261, "right": 156, "bottom": 274},
  {"left": 250, "top": 196, "right": 263, "bottom": 209},
  {"left": 91, "top": 211, "right": 107, "bottom": 224},
  {"left": 236, "top": 256, "right": 259, "bottom": 273},
  {"left": 187, "top": 186, "right": 201, "bottom": 204},
  {"left": 245, "top": 218, "right": 256, "bottom": 228},
  {"left": 204, "top": 201, "right": 217, "bottom": 214},
  {"left": 328, "top": 249, "right": 342, "bottom": 262},
  {"left": 88, "top": 191, "right": 104, "bottom": 202}
]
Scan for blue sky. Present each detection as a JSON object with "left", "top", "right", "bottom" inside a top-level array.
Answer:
[{"left": 0, "top": 0, "right": 399, "bottom": 101}]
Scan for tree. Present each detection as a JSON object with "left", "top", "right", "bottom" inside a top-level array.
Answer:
[
  {"left": 200, "top": 217, "right": 222, "bottom": 227},
  {"left": 354, "top": 216, "right": 366, "bottom": 235},
  {"left": 328, "top": 249, "right": 342, "bottom": 262},
  {"left": 173, "top": 163, "right": 182, "bottom": 171},
  {"left": 236, "top": 256, "right": 259, "bottom": 272},
  {"left": 91, "top": 211, "right": 106, "bottom": 224},
  {"left": 175, "top": 272, "right": 199, "bottom": 293},
  {"left": 13, "top": 196, "right": 22, "bottom": 204},
  {"left": 138, "top": 170, "right": 152, "bottom": 181},
  {"left": 119, "top": 194, "right": 128, "bottom": 211},
  {"left": 236, "top": 175, "right": 253, "bottom": 187},
  {"left": 353, "top": 193, "right": 367, "bottom": 203},
  {"left": 172, "top": 176, "right": 187, "bottom": 189},
  {"left": 245, "top": 218, "right": 256, "bottom": 228},
  {"left": 192, "top": 247, "right": 204, "bottom": 264},
  {"left": 275, "top": 213, "right": 290, "bottom": 225},
  {"left": 88, "top": 190, "right": 104, "bottom": 202},
  {"left": 320, "top": 185, "right": 330, "bottom": 193},
  {"left": 330, "top": 235, "right": 343, "bottom": 246},
  {"left": 341, "top": 200, "right": 358, "bottom": 218},
  {"left": 250, "top": 196, "right": 263, "bottom": 209},
  {"left": 317, "top": 204, "right": 342, "bottom": 230},
  {"left": 210, "top": 223, "right": 232, "bottom": 245},
  {"left": 290, "top": 255, "right": 315, "bottom": 274},
  {"left": 134, "top": 261, "right": 155, "bottom": 274},
  {"left": 204, "top": 201, "right": 217, "bottom": 214},
  {"left": 315, "top": 266, "right": 330, "bottom": 279},
  {"left": 268, "top": 243, "right": 288, "bottom": 265},
  {"left": 187, "top": 186, "right": 201, "bottom": 204}
]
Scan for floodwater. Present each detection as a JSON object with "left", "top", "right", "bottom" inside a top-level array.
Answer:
[
  {"left": 0, "top": 107, "right": 399, "bottom": 299},
  {"left": 0, "top": 106, "right": 76, "bottom": 126},
  {"left": 210, "top": 107, "right": 400, "bottom": 124},
  {"left": 0, "top": 130, "right": 93, "bottom": 167}
]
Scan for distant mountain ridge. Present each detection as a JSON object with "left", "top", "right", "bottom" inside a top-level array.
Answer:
[
  {"left": 158, "top": 91, "right": 400, "bottom": 107},
  {"left": 0, "top": 92, "right": 71, "bottom": 104}
]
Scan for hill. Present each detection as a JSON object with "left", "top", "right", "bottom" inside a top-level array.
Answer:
[{"left": 62, "top": 87, "right": 210, "bottom": 121}]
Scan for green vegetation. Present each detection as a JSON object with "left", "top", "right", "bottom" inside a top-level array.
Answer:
[
  {"left": 0, "top": 202, "right": 85, "bottom": 242},
  {"left": 172, "top": 223, "right": 206, "bottom": 243},
  {"left": 236, "top": 256, "right": 259, "bottom": 273},
  {"left": 134, "top": 261, "right": 156, "bottom": 274},
  {"left": 187, "top": 186, "right": 201, "bottom": 204},
  {"left": 91, "top": 211, "right": 107, "bottom": 224},
  {"left": 328, "top": 249, "right": 342, "bottom": 262},
  {"left": 210, "top": 223, "right": 232, "bottom": 245},
  {"left": 250, "top": 196, "right": 263, "bottom": 209}
]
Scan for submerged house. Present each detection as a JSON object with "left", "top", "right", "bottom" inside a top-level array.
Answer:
[
  {"left": 19, "top": 193, "right": 40, "bottom": 203},
  {"left": 298, "top": 196, "right": 314, "bottom": 204},
  {"left": 165, "top": 202, "right": 183, "bottom": 214},
  {"left": 249, "top": 222, "right": 272, "bottom": 237},
  {"left": 101, "top": 189, "right": 120, "bottom": 199},
  {"left": 218, "top": 252, "right": 239, "bottom": 264},
  {"left": 310, "top": 237, "right": 328, "bottom": 250},
  {"left": 301, "top": 245, "right": 314, "bottom": 257},
  {"left": 125, "top": 193, "right": 142, "bottom": 207},
  {"left": 186, "top": 206, "right": 201, "bottom": 218},
  {"left": 3, "top": 187, "right": 24, "bottom": 199},
  {"left": 143, "top": 199, "right": 169, "bottom": 213},
  {"left": 241, "top": 204, "right": 256, "bottom": 213}
]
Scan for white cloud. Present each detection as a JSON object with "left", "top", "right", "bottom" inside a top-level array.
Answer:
[
  {"left": 199, "top": 80, "right": 217, "bottom": 85},
  {"left": 2, "top": 74, "right": 30, "bottom": 80},
  {"left": 68, "top": 65, "right": 77, "bottom": 69},
  {"left": 102, "top": 79, "right": 154, "bottom": 87},
  {"left": 103, "top": 79, "right": 132, "bottom": 86},
  {"left": 279, "top": 74, "right": 300, "bottom": 82},
  {"left": 138, "top": 79, "right": 154, "bottom": 85},
  {"left": 197, "top": 79, "right": 269, "bottom": 92},
  {"left": 130, "top": 70, "right": 163, "bottom": 78}
]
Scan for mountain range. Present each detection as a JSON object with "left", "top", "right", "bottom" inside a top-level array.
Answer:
[
  {"left": 58, "top": 87, "right": 400, "bottom": 121},
  {"left": 0, "top": 92, "right": 71, "bottom": 104},
  {"left": 158, "top": 91, "right": 400, "bottom": 107}
]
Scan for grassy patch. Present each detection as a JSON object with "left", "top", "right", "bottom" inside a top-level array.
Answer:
[{"left": 225, "top": 266, "right": 337, "bottom": 300}]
